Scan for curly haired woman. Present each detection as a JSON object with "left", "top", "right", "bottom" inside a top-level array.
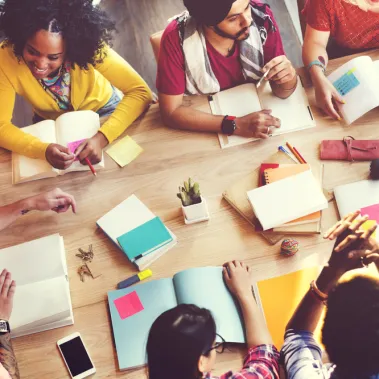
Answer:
[
  {"left": 0, "top": 0, "right": 152, "bottom": 169},
  {"left": 301, "top": 0, "right": 379, "bottom": 120}
]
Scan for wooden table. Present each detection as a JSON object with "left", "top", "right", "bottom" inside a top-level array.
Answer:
[{"left": 2, "top": 50, "right": 379, "bottom": 378}]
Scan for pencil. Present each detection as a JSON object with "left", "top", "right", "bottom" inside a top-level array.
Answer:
[
  {"left": 286, "top": 142, "right": 303, "bottom": 164},
  {"left": 85, "top": 158, "right": 97, "bottom": 176},
  {"left": 293, "top": 146, "right": 307, "bottom": 164},
  {"left": 256, "top": 69, "right": 270, "bottom": 88},
  {"left": 278, "top": 146, "right": 298, "bottom": 163}
]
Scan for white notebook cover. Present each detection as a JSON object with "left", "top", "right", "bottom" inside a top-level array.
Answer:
[
  {"left": 334, "top": 180, "right": 379, "bottom": 217},
  {"left": 247, "top": 170, "right": 328, "bottom": 230}
]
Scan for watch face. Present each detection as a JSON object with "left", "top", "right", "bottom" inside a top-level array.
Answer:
[{"left": 0, "top": 321, "right": 8, "bottom": 333}]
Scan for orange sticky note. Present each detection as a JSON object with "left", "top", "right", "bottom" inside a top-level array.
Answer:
[{"left": 114, "top": 291, "right": 144, "bottom": 320}]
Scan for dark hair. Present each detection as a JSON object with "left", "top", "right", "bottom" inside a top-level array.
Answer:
[
  {"left": 0, "top": 0, "right": 116, "bottom": 69},
  {"left": 322, "top": 276, "right": 379, "bottom": 376},
  {"left": 147, "top": 304, "right": 216, "bottom": 379}
]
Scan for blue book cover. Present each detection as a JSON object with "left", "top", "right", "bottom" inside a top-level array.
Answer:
[
  {"left": 107, "top": 267, "right": 246, "bottom": 370},
  {"left": 117, "top": 216, "right": 173, "bottom": 262}
]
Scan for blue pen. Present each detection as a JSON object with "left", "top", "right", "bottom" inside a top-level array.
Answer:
[{"left": 278, "top": 146, "right": 298, "bottom": 163}]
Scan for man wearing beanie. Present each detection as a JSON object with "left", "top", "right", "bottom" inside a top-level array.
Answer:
[{"left": 157, "top": 0, "right": 298, "bottom": 139}]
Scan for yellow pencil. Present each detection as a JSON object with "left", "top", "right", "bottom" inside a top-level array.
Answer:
[{"left": 286, "top": 142, "right": 304, "bottom": 164}]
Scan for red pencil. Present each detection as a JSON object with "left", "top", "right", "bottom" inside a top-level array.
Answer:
[
  {"left": 85, "top": 158, "right": 97, "bottom": 176},
  {"left": 293, "top": 146, "right": 307, "bottom": 164}
]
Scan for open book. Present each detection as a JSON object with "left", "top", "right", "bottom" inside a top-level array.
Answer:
[
  {"left": 0, "top": 234, "right": 73, "bottom": 338},
  {"left": 327, "top": 56, "right": 379, "bottom": 125},
  {"left": 209, "top": 78, "right": 315, "bottom": 149},
  {"left": 108, "top": 266, "right": 247, "bottom": 370},
  {"left": 12, "top": 110, "right": 104, "bottom": 184}
]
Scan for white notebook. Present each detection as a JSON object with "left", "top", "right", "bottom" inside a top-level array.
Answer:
[
  {"left": 327, "top": 56, "right": 379, "bottom": 125},
  {"left": 0, "top": 234, "right": 73, "bottom": 338},
  {"left": 96, "top": 195, "right": 177, "bottom": 270},
  {"left": 12, "top": 110, "right": 105, "bottom": 184},
  {"left": 247, "top": 170, "right": 328, "bottom": 230},
  {"left": 334, "top": 180, "right": 379, "bottom": 217},
  {"left": 209, "top": 80, "right": 315, "bottom": 149}
]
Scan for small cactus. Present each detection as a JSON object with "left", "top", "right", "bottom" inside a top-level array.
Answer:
[{"left": 177, "top": 178, "right": 202, "bottom": 206}]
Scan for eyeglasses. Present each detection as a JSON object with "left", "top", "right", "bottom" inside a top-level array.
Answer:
[{"left": 205, "top": 333, "right": 226, "bottom": 354}]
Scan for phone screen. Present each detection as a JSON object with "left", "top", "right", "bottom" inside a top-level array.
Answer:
[{"left": 59, "top": 336, "right": 93, "bottom": 377}]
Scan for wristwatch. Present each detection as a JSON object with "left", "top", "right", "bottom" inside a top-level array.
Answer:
[
  {"left": 221, "top": 115, "right": 237, "bottom": 135},
  {"left": 0, "top": 320, "right": 10, "bottom": 334}
]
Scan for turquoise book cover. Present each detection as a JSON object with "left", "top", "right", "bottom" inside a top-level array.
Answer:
[{"left": 117, "top": 216, "right": 172, "bottom": 261}]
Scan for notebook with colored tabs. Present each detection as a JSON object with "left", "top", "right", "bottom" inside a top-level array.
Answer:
[
  {"left": 97, "top": 195, "right": 177, "bottom": 270},
  {"left": 117, "top": 217, "right": 173, "bottom": 262},
  {"left": 247, "top": 170, "right": 328, "bottom": 230},
  {"left": 264, "top": 164, "right": 321, "bottom": 226}
]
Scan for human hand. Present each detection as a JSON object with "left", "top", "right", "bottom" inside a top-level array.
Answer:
[
  {"left": 0, "top": 270, "right": 16, "bottom": 321},
  {"left": 45, "top": 143, "right": 76, "bottom": 170},
  {"left": 235, "top": 110, "right": 280, "bottom": 138},
  {"left": 314, "top": 75, "right": 344, "bottom": 120},
  {"left": 27, "top": 188, "right": 77, "bottom": 214},
  {"left": 223, "top": 260, "right": 253, "bottom": 301},
  {"left": 263, "top": 55, "right": 296, "bottom": 85},
  {"left": 75, "top": 132, "right": 108, "bottom": 165},
  {"left": 323, "top": 211, "right": 379, "bottom": 274}
]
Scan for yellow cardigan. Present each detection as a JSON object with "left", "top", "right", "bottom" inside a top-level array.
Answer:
[{"left": 0, "top": 43, "right": 152, "bottom": 160}]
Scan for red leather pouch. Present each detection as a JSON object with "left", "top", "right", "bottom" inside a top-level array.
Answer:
[{"left": 320, "top": 136, "right": 379, "bottom": 161}]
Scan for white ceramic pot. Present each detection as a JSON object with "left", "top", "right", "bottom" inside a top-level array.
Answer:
[{"left": 181, "top": 197, "right": 210, "bottom": 224}]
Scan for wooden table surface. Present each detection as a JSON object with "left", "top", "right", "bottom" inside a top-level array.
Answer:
[{"left": 2, "top": 50, "right": 379, "bottom": 378}]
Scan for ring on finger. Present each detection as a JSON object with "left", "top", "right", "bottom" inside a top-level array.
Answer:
[
  {"left": 360, "top": 256, "right": 369, "bottom": 268},
  {"left": 266, "top": 127, "right": 270, "bottom": 134}
]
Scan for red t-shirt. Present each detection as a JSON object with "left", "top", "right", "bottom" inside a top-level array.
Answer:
[
  {"left": 156, "top": 2, "right": 285, "bottom": 95},
  {"left": 303, "top": 0, "right": 379, "bottom": 50}
]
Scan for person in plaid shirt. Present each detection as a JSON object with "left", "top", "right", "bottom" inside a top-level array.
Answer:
[
  {"left": 301, "top": 0, "right": 379, "bottom": 120},
  {"left": 146, "top": 260, "right": 280, "bottom": 379},
  {"left": 282, "top": 211, "right": 379, "bottom": 379}
]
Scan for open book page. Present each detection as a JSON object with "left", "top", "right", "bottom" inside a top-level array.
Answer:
[
  {"left": 327, "top": 56, "right": 379, "bottom": 124},
  {"left": 210, "top": 83, "right": 262, "bottom": 148},
  {"left": 0, "top": 234, "right": 66, "bottom": 286},
  {"left": 257, "top": 79, "right": 315, "bottom": 135},
  {"left": 108, "top": 279, "right": 177, "bottom": 370},
  {"left": 55, "top": 110, "right": 104, "bottom": 173},
  {"left": 13, "top": 120, "right": 58, "bottom": 183},
  {"left": 11, "top": 276, "right": 72, "bottom": 334},
  {"left": 173, "top": 267, "right": 246, "bottom": 343}
]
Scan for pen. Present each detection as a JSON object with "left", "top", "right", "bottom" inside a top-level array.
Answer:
[
  {"left": 278, "top": 146, "right": 298, "bottom": 163},
  {"left": 256, "top": 69, "right": 270, "bottom": 88},
  {"left": 85, "top": 158, "right": 97, "bottom": 176},
  {"left": 286, "top": 142, "right": 304, "bottom": 164},
  {"left": 117, "top": 269, "right": 153, "bottom": 289},
  {"left": 293, "top": 146, "right": 307, "bottom": 164}
]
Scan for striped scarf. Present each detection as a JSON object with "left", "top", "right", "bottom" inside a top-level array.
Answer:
[{"left": 176, "top": 4, "right": 275, "bottom": 95}]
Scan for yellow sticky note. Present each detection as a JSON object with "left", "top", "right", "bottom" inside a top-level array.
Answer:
[{"left": 106, "top": 135, "right": 143, "bottom": 167}]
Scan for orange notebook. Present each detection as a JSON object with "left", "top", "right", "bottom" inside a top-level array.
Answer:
[{"left": 264, "top": 165, "right": 321, "bottom": 226}]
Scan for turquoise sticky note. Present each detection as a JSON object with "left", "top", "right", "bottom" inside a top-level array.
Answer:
[
  {"left": 117, "top": 217, "right": 172, "bottom": 262},
  {"left": 333, "top": 69, "right": 360, "bottom": 96}
]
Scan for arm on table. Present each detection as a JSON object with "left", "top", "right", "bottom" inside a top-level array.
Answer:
[
  {"left": 95, "top": 47, "right": 153, "bottom": 144},
  {"left": 0, "top": 188, "right": 76, "bottom": 232},
  {"left": 302, "top": 26, "right": 343, "bottom": 119},
  {"left": 159, "top": 93, "right": 280, "bottom": 139}
]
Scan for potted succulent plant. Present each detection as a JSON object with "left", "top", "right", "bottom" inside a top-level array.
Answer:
[{"left": 177, "top": 178, "right": 210, "bottom": 224}]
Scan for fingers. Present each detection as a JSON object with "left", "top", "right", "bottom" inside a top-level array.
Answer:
[
  {"left": 361, "top": 223, "right": 377, "bottom": 240},
  {"left": 334, "top": 233, "right": 359, "bottom": 252},
  {"left": 349, "top": 214, "right": 369, "bottom": 232},
  {"left": 262, "top": 55, "right": 285, "bottom": 73},
  {"left": 8, "top": 280, "right": 16, "bottom": 298},
  {"left": 323, "top": 96, "right": 341, "bottom": 120},
  {"left": 222, "top": 266, "right": 230, "bottom": 280},
  {"left": 78, "top": 144, "right": 101, "bottom": 165},
  {"left": 51, "top": 193, "right": 77, "bottom": 214},
  {"left": 332, "top": 92, "right": 345, "bottom": 105},
  {"left": 1, "top": 272, "right": 12, "bottom": 297},
  {"left": 261, "top": 109, "right": 272, "bottom": 115},
  {"left": 74, "top": 141, "right": 87, "bottom": 157},
  {"left": 324, "top": 211, "right": 360, "bottom": 240}
]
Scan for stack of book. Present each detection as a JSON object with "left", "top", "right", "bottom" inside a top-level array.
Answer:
[
  {"left": 223, "top": 152, "right": 328, "bottom": 242},
  {"left": 247, "top": 165, "right": 328, "bottom": 231},
  {"left": 97, "top": 195, "right": 177, "bottom": 270}
]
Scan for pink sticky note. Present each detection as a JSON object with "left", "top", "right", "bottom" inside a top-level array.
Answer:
[
  {"left": 67, "top": 139, "right": 86, "bottom": 160},
  {"left": 114, "top": 291, "right": 144, "bottom": 320},
  {"left": 361, "top": 204, "right": 379, "bottom": 223}
]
